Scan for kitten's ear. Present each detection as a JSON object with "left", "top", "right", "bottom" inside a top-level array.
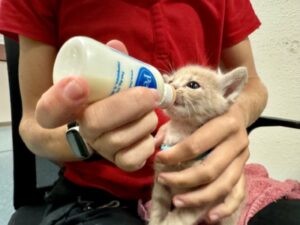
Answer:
[{"left": 219, "top": 67, "right": 248, "bottom": 101}]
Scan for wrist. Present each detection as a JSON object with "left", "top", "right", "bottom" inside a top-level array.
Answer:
[{"left": 229, "top": 103, "right": 249, "bottom": 128}]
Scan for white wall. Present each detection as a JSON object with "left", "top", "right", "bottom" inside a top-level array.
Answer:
[
  {"left": 0, "top": 34, "right": 14, "bottom": 225},
  {"left": 248, "top": 0, "right": 300, "bottom": 181},
  {"left": 0, "top": 34, "right": 11, "bottom": 123},
  {"left": 0, "top": 63, "right": 11, "bottom": 123},
  {"left": 0, "top": 34, "right": 4, "bottom": 44}
]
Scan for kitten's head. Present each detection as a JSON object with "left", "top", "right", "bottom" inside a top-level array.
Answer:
[{"left": 163, "top": 65, "right": 248, "bottom": 125}]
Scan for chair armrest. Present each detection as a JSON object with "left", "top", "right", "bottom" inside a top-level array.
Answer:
[{"left": 247, "top": 116, "right": 300, "bottom": 134}]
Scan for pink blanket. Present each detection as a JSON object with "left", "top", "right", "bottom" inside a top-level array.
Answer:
[
  {"left": 238, "top": 163, "right": 300, "bottom": 225},
  {"left": 138, "top": 163, "right": 300, "bottom": 225}
]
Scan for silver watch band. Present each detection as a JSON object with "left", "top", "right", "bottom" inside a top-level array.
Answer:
[{"left": 66, "top": 122, "right": 93, "bottom": 159}]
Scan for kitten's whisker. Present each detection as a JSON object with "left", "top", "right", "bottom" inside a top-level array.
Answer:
[
  {"left": 158, "top": 59, "right": 176, "bottom": 76},
  {"left": 203, "top": 50, "right": 216, "bottom": 68},
  {"left": 184, "top": 97, "right": 197, "bottom": 118},
  {"left": 166, "top": 59, "right": 176, "bottom": 74}
]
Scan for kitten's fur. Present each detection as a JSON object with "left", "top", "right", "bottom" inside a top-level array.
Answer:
[{"left": 149, "top": 65, "right": 248, "bottom": 225}]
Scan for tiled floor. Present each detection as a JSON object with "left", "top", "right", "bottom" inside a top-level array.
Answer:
[{"left": 0, "top": 125, "right": 14, "bottom": 225}]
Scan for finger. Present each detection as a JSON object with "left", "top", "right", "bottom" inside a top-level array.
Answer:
[
  {"left": 171, "top": 149, "right": 248, "bottom": 208},
  {"left": 35, "top": 76, "right": 90, "bottom": 128},
  {"left": 207, "top": 174, "right": 246, "bottom": 223},
  {"left": 156, "top": 114, "right": 240, "bottom": 165},
  {"left": 154, "top": 123, "right": 168, "bottom": 148},
  {"left": 115, "top": 134, "right": 156, "bottom": 171},
  {"left": 106, "top": 40, "right": 128, "bottom": 54},
  {"left": 90, "top": 111, "right": 158, "bottom": 161},
  {"left": 79, "top": 87, "right": 160, "bottom": 140},
  {"left": 157, "top": 130, "right": 249, "bottom": 188}
]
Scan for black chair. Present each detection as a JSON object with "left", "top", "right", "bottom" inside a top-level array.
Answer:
[
  {"left": 4, "top": 36, "right": 300, "bottom": 224},
  {"left": 247, "top": 116, "right": 300, "bottom": 134},
  {"left": 4, "top": 36, "right": 59, "bottom": 211}
]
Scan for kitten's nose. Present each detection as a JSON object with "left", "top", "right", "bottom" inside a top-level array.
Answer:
[{"left": 174, "top": 96, "right": 183, "bottom": 105}]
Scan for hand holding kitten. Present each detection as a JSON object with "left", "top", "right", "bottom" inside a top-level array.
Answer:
[
  {"left": 152, "top": 65, "right": 249, "bottom": 224},
  {"left": 155, "top": 104, "right": 249, "bottom": 223}
]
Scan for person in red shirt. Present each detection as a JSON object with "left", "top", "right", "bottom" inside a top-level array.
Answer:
[{"left": 0, "top": 0, "right": 268, "bottom": 224}]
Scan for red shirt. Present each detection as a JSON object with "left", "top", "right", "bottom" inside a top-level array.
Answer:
[{"left": 0, "top": 0, "right": 260, "bottom": 200}]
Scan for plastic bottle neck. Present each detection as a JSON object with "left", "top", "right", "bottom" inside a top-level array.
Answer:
[{"left": 160, "top": 84, "right": 176, "bottom": 108}]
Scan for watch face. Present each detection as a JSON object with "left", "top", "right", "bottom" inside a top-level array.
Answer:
[{"left": 66, "top": 127, "right": 91, "bottom": 159}]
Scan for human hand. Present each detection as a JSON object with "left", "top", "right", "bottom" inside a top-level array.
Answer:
[
  {"left": 155, "top": 104, "right": 249, "bottom": 221},
  {"left": 78, "top": 86, "right": 160, "bottom": 171},
  {"left": 205, "top": 173, "right": 246, "bottom": 224},
  {"left": 35, "top": 40, "right": 160, "bottom": 171}
]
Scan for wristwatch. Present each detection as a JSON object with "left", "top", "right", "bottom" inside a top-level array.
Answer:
[{"left": 66, "top": 121, "right": 93, "bottom": 159}]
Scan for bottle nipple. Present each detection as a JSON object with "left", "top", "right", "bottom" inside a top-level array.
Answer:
[{"left": 160, "top": 84, "right": 176, "bottom": 108}]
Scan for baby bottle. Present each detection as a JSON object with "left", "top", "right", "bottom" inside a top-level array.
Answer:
[{"left": 53, "top": 36, "right": 175, "bottom": 108}]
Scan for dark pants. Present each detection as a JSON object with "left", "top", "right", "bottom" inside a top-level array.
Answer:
[
  {"left": 8, "top": 176, "right": 144, "bottom": 225},
  {"left": 8, "top": 176, "right": 300, "bottom": 225},
  {"left": 9, "top": 205, "right": 144, "bottom": 225},
  {"left": 249, "top": 198, "right": 300, "bottom": 225}
]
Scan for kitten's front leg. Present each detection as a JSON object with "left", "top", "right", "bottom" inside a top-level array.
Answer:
[
  {"left": 162, "top": 206, "right": 208, "bottom": 225},
  {"left": 149, "top": 182, "right": 173, "bottom": 225},
  {"left": 149, "top": 164, "right": 173, "bottom": 225},
  {"left": 219, "top": 201, "right": 244, "bottom": 225}
]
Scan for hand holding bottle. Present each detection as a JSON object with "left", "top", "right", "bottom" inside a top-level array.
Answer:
[{"left": 36, "top": 40, "right": 161, "bottom": 171}]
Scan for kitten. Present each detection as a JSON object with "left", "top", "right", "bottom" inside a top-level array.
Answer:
[{"left": 149, "top": 65, "right": 248, "bottom": 225}]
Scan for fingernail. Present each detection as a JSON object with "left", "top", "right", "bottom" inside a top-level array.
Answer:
[
  {"left": 209, "top": 213, "right": 219, "bottom": 222},
  {"left": 149, "top": 89, "right": 160, "bottom": 106},
  {"left": 63, "top": 80, "right": 85, "bottom": 101},
  {"left": 173, "top": 198, "right": 185, "bottom": 208}
]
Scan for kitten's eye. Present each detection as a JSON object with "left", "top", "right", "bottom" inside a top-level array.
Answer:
[{"left": 186, "top": 81, "right": 200, "bottom": 89}]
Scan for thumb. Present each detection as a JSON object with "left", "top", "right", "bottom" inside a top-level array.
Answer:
[
  {"left": 35, "top": 76, "right": 89, "bottom": 128},
  {"left": 106, "top": 39, "right": 128, "bottom": 54}
]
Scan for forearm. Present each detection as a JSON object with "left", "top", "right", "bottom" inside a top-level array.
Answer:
[
  {"left": 17, "top": 36, "right": 80, "bottom": 162},
  {"left": 221, "top": 38, "right": 268, "bottom": 127},
  {"left": 234, "top": 73, "right": 268, "bottom": 127},
  {"left": 19, "top": 114, "right": 79, "bottom": 163}
]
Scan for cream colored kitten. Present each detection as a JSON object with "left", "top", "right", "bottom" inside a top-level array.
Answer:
[{"left": 149, "top": 65, "right": 248, "bottom": 225}]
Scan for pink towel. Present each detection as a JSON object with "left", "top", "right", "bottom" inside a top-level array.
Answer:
[
  {"left": 238, "top": 163, "right": 300, "bottom": 225},
  {"left": 138, "top": 163, "right": 300, "bottom": 225}
]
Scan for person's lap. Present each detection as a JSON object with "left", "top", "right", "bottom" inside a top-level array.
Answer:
[
  {"left": 10, "top": 199, "right": 300, "bottom": 225},
  {"left": 8, "top": 204, "right": 48, "bottom": 225},
  {"left": 8, "top": 174, "right": 300, "bottom": 225},
  {"left": 8, "top": 202, "right": 144, "bottom": 225},
  {"left": 8, "top": 175, "right": 144, "bottom": 225},
  {"left": 249, "top": 198, "right": 300, "bottom": 225}
]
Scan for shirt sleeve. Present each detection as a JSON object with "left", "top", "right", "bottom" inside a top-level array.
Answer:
[
  {"left": 222, "top": 0, "right": 261, "bottom": 48},
  {"left": 0, "top": 0, "right": 58, "bottom": 46}
]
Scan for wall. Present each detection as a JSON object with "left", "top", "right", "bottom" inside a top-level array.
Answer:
[
  {"left": 0, "top": 126, "right": 13, "bottom": 225},
  {"left": 248, "top": 0, "right": 300, "bottom": 180},
  {"left": 0, "top": 34, "right": 11, "bottom": 123},
  {"left": 0, "top": 34, "right": 14, "bottom": 225}
]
